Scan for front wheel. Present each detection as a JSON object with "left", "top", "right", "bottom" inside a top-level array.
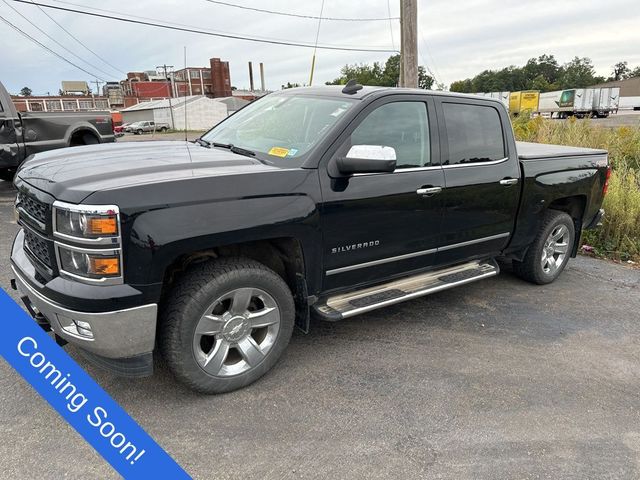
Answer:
[
  {"left": 159, "top": 258, "right": 295, "bottom": 393},
  {"left": 513, "top": 210, "right": 575, "bottom": 285}
]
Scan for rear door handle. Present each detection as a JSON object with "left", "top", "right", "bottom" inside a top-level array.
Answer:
[
  {"left": 416, "top": 186, "right": 442, "bottom": 196},
  {"left": 499, "top": 178, "right": 518, "bottom": 186}
]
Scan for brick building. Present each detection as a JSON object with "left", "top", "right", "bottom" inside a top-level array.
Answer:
[{"left": 172, "top": 57, "right": 232, "bottom": 97}]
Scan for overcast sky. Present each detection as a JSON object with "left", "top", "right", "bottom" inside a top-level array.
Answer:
[{"left": 1, "top": 0, "right": 639, "bottom": 95}]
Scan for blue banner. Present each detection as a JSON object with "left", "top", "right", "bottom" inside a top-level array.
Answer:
[{"left": 0, "top": 287, "right": 191, "bottom": 479}]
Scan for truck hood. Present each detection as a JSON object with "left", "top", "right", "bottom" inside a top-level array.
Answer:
[{"left": 17, "top": 141, "right": 281, "bottom": 203}]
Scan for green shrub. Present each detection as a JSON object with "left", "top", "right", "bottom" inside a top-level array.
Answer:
[{"left": 511, "top": 116, "right": 640, "bottom": 262}]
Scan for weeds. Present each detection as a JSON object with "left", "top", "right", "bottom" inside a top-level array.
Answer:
[{"left": 512, "top": 115, "right": 640, "bottom": 262}]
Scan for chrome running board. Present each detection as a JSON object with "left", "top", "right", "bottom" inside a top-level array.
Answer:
[{"left": 313, "top": 259, "right": 499, "bottom": 321}]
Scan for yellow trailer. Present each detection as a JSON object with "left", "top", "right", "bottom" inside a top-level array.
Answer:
[{"left": 509, "top": 90, "right": 540, "bottom": 114}]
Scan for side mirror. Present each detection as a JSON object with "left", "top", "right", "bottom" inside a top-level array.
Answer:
[
  {"left": 336, "top": 145, "right": 397, "bottom": 174},
  {"left": 24, "top": 129, "right": 37, "bottom": 142}
]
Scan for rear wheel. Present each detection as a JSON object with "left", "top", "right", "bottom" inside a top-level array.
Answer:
[
  {"left": 513, "top": 210, "right": 575, "bottom": 285},
  {"left": 159, "top": 257, "right": 295, "bottom": 393}
]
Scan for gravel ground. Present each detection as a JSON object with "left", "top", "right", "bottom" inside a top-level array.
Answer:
[{"left": 1, "top": 175, "right": 639, "bottom": 479}]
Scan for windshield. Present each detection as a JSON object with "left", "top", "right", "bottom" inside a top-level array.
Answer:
[{"left": 201, "top": 94, "right": 356, "bottom": 165}]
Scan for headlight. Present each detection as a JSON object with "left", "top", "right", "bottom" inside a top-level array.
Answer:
[
  {"left": 57, "top": 246, "right": 121, "bottom": 280},
  {"left": 52, "top": 201, "right": 123, "bottom": 285},
  {"left": 54, "top": 204, "right": 119, "bottom": 240}
]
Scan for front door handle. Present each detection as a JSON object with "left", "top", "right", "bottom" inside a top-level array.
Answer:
[
  {"left": 499, "top": 178, "right": 518, "bottom": 186},
  {"left": 416, "top": 186, "right": 442, "bottom": 196}
]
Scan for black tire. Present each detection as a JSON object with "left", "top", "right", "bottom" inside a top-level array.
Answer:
[
  {"left": 160, "top": 127, "right": 168, "bottom": 132},
  {"left": 159, "top": 257, "right": 295, "bottom": 393},
  {"left": 513, "top": 210, "right": 575, "bottom": 285},
  {"left": 81, "top": 133, "right": 99, "bottom": 145},
  {"left": 137, "top": 129, "right": 143, "bottom": 135}
]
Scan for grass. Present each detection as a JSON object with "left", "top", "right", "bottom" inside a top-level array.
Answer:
[{"left": 512, "top": 115, "right": 640, "bottom": 262}]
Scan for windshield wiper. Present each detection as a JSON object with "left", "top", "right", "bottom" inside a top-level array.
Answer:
[
  {"left": 195, "top": 137, "right": 211, "bottom": 148},
  {"left": 211, "top": 142, "right": 256, "bottom": 158}
]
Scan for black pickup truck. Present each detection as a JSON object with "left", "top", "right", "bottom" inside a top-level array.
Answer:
[
  {"left": 0, "top": 81, "right": 115, "bottom": 181},
  {"left": 10, "top": 84, "right": 609, "bottom": 393}
]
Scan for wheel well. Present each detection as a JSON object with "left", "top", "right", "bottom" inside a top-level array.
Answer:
[
  {"left": 548, "top": 195, "right": 586, "bottom": 255},
  {"left": 162, "top": 238, "right": 305, "bottom": 298},
  {"left": 69, "top": 130, "right": 98, "bottom": 146}
]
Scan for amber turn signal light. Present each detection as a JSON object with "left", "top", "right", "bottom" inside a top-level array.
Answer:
[
  {"left": 88, "top": 216, "right": 118, "bottom": 235},
  {"left": 89, "top": 256, "right": 120, "bottom": 276}
]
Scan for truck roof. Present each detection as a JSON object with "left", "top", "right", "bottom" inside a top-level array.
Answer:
[{"left": 278, "top": 85, "right": 505, "bottom": 105}]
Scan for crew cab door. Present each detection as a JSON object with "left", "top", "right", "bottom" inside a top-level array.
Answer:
[
  {"left": 433, "top": 99, "right": 520, "bottom": 265},
  {"left": 319, "top": 96, "right": 444, "bottom": 291}
]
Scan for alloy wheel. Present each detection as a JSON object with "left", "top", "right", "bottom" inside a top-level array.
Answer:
[
  {"left": 541, "top": 224, "right": 570, "bottom": 275},
  {"left": 192, "top": 287, "right": 281, "bottom": 377}
]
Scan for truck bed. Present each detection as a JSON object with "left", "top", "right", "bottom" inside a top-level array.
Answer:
[{"left": 517, "top": 141, "right": 607, "bottom": 160}]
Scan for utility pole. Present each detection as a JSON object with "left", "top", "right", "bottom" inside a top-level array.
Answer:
[
  {"left": 91, "top": 79, "right": 103, "bottom": 109},
  {"left": 91, "top": 79, "right": 103, "bottom": 95},
  {"left": 157, "top": 64, "right": 176, "bottom": 129},
  {"left": 399, "top": 0, "right": 418, "bottom": 88},
  {"left": 308, "top": 0, "right": 325, "bottom": 86}
]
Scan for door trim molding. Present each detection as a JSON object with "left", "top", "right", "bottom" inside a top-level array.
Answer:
[
  {"left": 437, "top": 232, "right": 510, "bottom": 251},
  {"left": 325, "top": 232, "right": 510, "bottom": 276},
  {"left": 326, "top": 248, "right": 438, "bottom": 276}
]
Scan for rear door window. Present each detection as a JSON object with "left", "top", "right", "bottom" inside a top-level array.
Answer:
[{"left": 442, "top": 103, "right": 505, "bottom": 165}]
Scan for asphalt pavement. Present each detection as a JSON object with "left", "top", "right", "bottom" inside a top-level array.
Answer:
[{"left": 1, "top": 178, "right": 639, "bottom": 479}]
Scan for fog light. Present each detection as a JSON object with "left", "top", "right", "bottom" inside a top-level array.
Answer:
[{"left": 74, "top": 319, "right": 94, "bottom": 338}]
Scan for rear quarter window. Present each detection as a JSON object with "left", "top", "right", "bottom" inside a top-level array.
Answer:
[{"left": 442, "top": 102, "right": 505, "bottom": 165}]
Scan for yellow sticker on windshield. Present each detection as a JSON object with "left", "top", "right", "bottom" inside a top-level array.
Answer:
[{"left": 268, "top": 147, "right": 289, "bottom": 157}]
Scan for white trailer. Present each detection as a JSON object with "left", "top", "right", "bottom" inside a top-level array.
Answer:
[
  {"left": 592, "top": 87, "right": 620, "bottom": 117},
  {"left": 488, "top": 91, "right": 510, "bottom": 107},
  {"left": 619, "top": 96, "right": 640, "bottom": 111},
  {"left": 538, "top": 90, "right": 570, "bottom": 117},
  {"left": 573, "top": 89, "right": 596, "bottom": 115},
  {"left": 538, "top": 89, "right": 601, "bottom": 118}
]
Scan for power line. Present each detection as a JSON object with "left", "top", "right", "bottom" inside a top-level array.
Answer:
[
  {"left": 13, "top": 0, "right": 397, "bottom": 53},
  {"left": 28, "top": 0, "right": 125, "bottom": 76},
  {"left": 3, "top": 0, "right": 117, "bottom": 79},
  {"left": 0, "top": 13, "right": 108, "bottom": 81},
  {"left": 418, "top": 31, "right": 444, "bottom": 87},
  {"left": 43, "top": 0, "right": 334, "bottom": 47},
  {"left": 386, "top": 0, "right": 395, "bottom": 52},
  {"left": 202, "top": 0, "right": 399, "bottom": 21}
]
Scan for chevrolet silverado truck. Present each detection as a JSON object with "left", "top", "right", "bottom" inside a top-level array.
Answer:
[
  {"left": 10, "top": 83, "right": 609, "bottom": 393},
  {"left": 0, "top": 81, "right": 115, "bottom": 181},
  {"left": 125, "top": 121, "right": 170, "bottom": 135}
]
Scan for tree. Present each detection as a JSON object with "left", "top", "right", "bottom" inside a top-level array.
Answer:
[
  {"left": 20, "top": 87, "right": 32, "bottom": 97},
  {"left": 326, "top": 54, "right": 433, "bottom": 89},
  {"left": 559, "top": 57, "right": 603, "bottom": 88},
  {"left": 449, "top": 54, "right": 607, "bottom": 93},
  {"left": 610, "top": 61, "right": 630, "bottom": 81},
  {"left": 281, "top": 82, "right": 302, "bottom": 89},
  {"left": 629, "top": 66, "right": 640, "bottom": 78}
]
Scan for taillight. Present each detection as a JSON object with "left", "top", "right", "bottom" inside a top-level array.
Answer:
[{"left": 603, "top": 166, "right": 612, "bottom": 196}]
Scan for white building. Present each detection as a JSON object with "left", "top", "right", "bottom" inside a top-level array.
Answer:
[{"left": 120, "top": 95, "right": 232, "bottom": 130}]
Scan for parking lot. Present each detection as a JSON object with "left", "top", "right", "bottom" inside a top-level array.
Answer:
[{"left": 1, "top": 174, "right": 639, "bottom": 479}]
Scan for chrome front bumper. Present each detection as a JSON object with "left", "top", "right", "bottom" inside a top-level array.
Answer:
[{"left": 12, "top": 265, "right": 157, "bottom": 359}]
